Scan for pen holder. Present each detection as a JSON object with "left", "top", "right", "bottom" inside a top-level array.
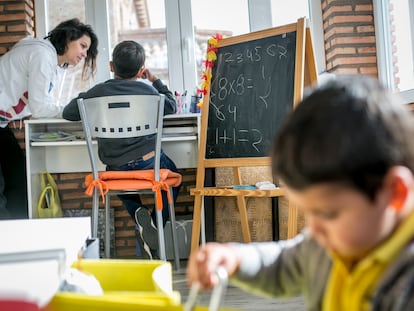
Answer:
[
  {"left": 190, "top": 95, "right": 201, "bottom": 113},
  {"left": 176, "top": 95, "right": 188, "bottom": 114}
]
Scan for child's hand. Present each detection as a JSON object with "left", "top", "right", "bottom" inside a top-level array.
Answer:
[
  {"left": 141, "top": 68, "right": 157, "bottom": 83},
  {"left": 187, "top": 242, "right": 242, "bottom": 290}
]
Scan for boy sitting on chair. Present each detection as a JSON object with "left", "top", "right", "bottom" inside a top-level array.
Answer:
[
  {"left": 63, "top": 40, "right": 181, "bottom": 259},
  {"left": 188, "top": 75, "right": 414, "bottom": 310}
]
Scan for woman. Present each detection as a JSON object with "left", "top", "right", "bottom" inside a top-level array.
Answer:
[{"left": 0, "top": 18, "right": 98, "bottom": 219}]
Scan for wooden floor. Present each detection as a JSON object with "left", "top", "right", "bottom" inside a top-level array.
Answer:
[{"left": 173, "top": 263, "right": 306, "bottom": 311}]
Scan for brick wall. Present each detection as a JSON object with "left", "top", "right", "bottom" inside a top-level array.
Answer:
[
  {"left": 0, "top": 0, "right": 34, "bottom": 55},
  {"left": 322, "top": 0, "right": 378, "bottom": 76},
  {"left": 54, "top": 168, "right": 196, "bottom": 258}
]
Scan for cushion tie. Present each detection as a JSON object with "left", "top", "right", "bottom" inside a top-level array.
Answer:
[
  {"left": 84, "top": 169, "right": 181, "bottom": 208},
  {"left": 152, "top": 181, "right": 172, "bottom": 210},
  {"left": 85, "top": 178, "right": 109, "bottom": 203}
]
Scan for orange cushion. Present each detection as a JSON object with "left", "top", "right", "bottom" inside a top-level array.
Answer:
[
  {"left": 84, "top": 169, "right": 182, "bottom": 210},
  {"left": 85, "top": 169, "right": 182, "bottom": 190}
]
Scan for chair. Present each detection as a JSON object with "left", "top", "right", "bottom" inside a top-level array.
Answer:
[{"left": 78, "top": 94, "right": 181, "bottom": 269}]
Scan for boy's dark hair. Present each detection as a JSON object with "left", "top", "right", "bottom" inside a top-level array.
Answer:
[
  {"left": 272, "top": 75, "right": 414, "bottom": 200},
  {"left": 45, "top": 18, "right": 98, "bottom": 79},
  {"left": 111, "top": 41, "right": 145, "bottom": 79}
]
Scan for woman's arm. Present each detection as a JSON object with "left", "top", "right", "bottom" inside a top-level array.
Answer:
[{"left": 27, "top": 49, "right": 61, "bottom": 118}]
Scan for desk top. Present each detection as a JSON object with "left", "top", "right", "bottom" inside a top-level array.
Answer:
[{"left": 25, "top": 113, "right": 201, "bottom": 124}]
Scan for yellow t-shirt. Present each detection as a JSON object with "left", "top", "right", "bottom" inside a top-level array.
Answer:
[{"left": 323, "top": 211, "right": 414, "bottom": 311}]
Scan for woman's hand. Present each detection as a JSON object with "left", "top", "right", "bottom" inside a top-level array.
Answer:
[{"left": 187, "top": 242, "right": 242, "bottom": 289}]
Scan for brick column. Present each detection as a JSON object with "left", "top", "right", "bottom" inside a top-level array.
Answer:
[
  {"left": 0, "top": 0, "right": 35, "bottom": 145},
  {"left": 322, "top": 0, "right": 378, "bottom": 76},
  {"left": 0, "top": 0, "right": 35, "bottom": 56}
]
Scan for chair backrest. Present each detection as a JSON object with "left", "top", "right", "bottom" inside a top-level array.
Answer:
[{"left": 78, "top": 94, "right": 165, "bottom": 179}]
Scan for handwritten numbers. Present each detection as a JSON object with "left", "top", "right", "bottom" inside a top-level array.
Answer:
[
  {"left": 228, "top": 105, "right": 237, "bottom": 122},
  {"left": 211, "top": 103, "right": 225, "bottom": 121},
  {"left": 217, "top": 75, "right": 246, "bottom": 100},
  {"left": 258, "top": 78, "right": 272, "bottom": 109},
  {"left": 251, "top": 129, "right": 263, "bottom": 152},
  {"left": 207, "top": 31, "right": 295, "bottom": 158},
  {"left": 235, "top": 75, "right": 245, "bottom": 95},
  {"left": 213, "top": 128, "right": 264, "bottom": 153},
  {"left": 236, "top": 53, "right": 243, "bottom": 63},
  {"left": 246, "top": 49, "right": 254, "bottom": 62},
  {"left": 278, "top": 45, "right": 287, "bottom": 59},
  {"left": 266, "top": 44, "right": 276, "bottom": 56},
  {"left": 224, "top": 52, "right": 234, "bottom": 63},
  {"left": 218, "top": 77, "right": 228, "bottom": 100},
  {"left": 254, "top": 47, "right": 262, "bottom": 61}
]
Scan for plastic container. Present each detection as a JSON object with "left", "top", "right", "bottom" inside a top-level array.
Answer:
[
  {"left": 190, "top": 95, "right": 201, "bottom": 113},
  {"left": 42, "top": 259, "right": 181, "bottom": 311}
]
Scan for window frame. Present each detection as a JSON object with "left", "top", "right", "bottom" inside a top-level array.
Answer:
[
  {"left": 35, "top": 0, "right": 325, "bottom": 98},
  {"left": 374, "top": 0, "right": 414, "bottom": 104}
]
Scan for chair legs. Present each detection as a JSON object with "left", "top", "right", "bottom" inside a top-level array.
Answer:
[
  {"left": 93, "top": 188, "right": 111, "bottom": 259},
  {"left": 156, "top": 189, "right": 180, "bottom": 270},
  {"left": 168, "top": 188, "right": 180, "bottom": 270},
  {"left": 105, "top": 194, "right": 111, "bottom": 258},
  {"left": 156, "top": 206, "right": 166, "bottom": 260},
  {"left": 91, "top": 187, "right": 100, "bottom": 238},
  {"left": 98, "top": 190, "right": 180, "bottom": 269}
]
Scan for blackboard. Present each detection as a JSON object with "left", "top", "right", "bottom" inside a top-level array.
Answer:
[
  {"left": 190, "top": 20, "right": 318, "bottom": 251},
  {"left": 206, "top": 31, "right": 296, "bottom": 159}
]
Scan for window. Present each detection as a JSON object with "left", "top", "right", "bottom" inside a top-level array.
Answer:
[
  {"left": 191, "top": 0, "right": 250, "bottom": 87},
  {"left": 108, "top": 0, "right": 169, "bottom": 85},
  {"left": 36, "top": 0, "right": 324, "bottom": 105},
  {"left": 271, "top": 0, "right": 309, "bottom": 27},
  {"left": 374, "top": 0, "right": 414, "bottom": 103},
  {"left": 35, "top": 0, "right": 90, "bottom": 107},
  {"left": 270, "top": 0, "right": 326, "bottom": 76}
]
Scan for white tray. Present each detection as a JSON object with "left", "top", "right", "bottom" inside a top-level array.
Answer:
[{"left": 31, "top": 131, "right": 76, "bottom": 142}]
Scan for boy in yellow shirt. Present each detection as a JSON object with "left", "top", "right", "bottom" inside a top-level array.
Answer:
[{"left": 187, "top": 75, "right": 414, "bottom": 311}]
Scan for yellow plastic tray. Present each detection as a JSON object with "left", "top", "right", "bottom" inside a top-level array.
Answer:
[{"left": 42, "top": 259, "right": 181, "bottom": 311}]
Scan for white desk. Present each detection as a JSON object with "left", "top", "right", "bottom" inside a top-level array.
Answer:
[{"left": 25, "top": 113, "right": 200, "bottom": 218}]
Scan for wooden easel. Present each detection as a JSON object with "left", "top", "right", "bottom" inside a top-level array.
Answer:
[{"left": 190, "top": 18, "right": 318, "bottom": 253}]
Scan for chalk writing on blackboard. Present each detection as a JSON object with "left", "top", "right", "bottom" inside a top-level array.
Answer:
[{"left": 206, "top": 31, "right": 296, "bottom": 159}]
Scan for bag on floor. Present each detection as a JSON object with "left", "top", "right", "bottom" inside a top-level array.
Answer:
[{"left": 37, "top": 172, "right": 63, "bottom": 218}]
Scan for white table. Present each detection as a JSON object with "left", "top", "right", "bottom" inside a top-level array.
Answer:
[{"left": 25, "top": 113, "right": 200, "bottom": 218}]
